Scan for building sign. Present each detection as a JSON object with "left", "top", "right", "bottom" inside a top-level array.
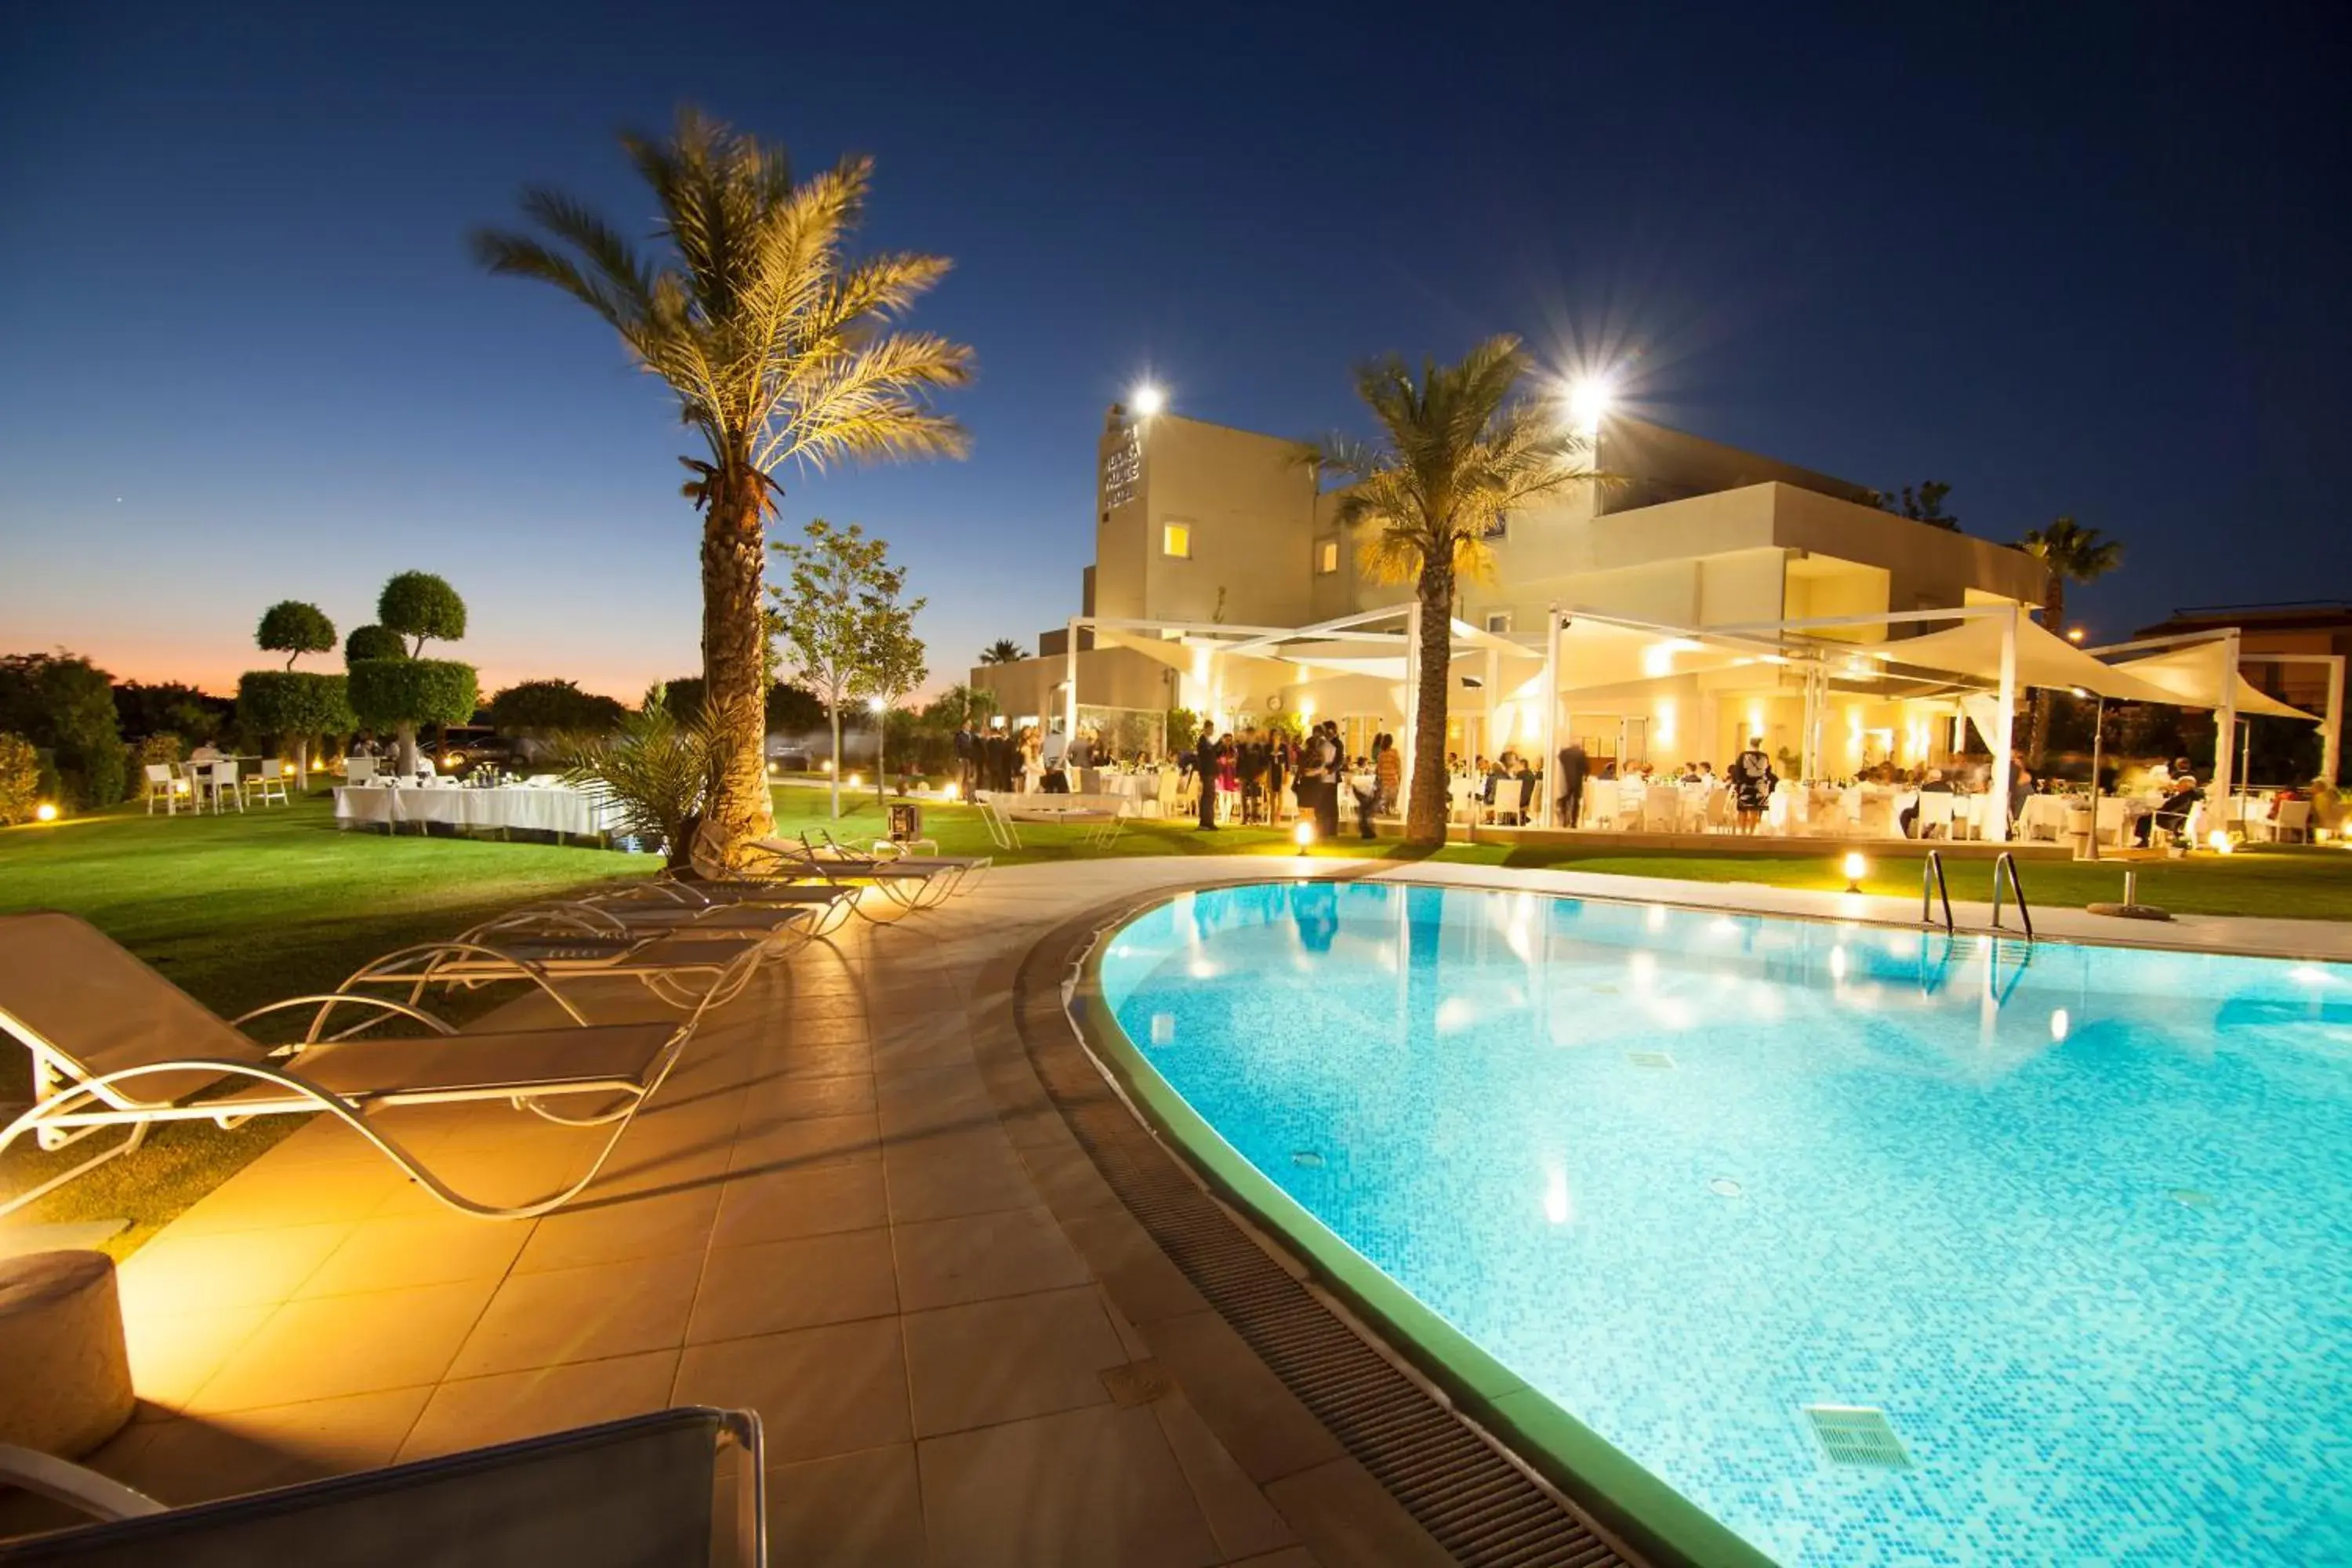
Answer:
[{"left": 1102, "top": 426, "right": 1141, "bottom": 513}]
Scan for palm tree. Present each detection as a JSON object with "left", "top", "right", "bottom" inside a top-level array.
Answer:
[
  {"left": 473, "top": 108, "right": 973, "bottom": 858},
  {"left": 978, "top": 638, "right": 1028, "bottom": 665},
  {"left": 2017, "top": 516, "right": 2124, "bottom": 768},
  {"left": 1315, "top": 336, "right": 1601, "bottom": 844}
]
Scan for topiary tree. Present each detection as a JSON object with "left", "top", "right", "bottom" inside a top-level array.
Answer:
[
  {"left": 234, "top": 671, "right": 356, "bottom": 792},
  {"left": 377, "top": 572, "right": 467, "bottom": 655},
  {"left": 344, "top": 623, "right": 408, "bottom": 664},
  {"left": 350, "top": 659, "right": 479, "bottom": 775},
  {"left": 0, "top": 732, "right": 41, "bottom": 825},
  {"left": 256, "top": 601, "right": 337, "bottom": 669}
]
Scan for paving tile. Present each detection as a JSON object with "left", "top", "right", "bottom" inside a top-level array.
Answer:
[
  {"left": 107, "top": 1386, "right": 433, "bottom": 1504},
  {"left": 114, "top": 1222, "right": 352, "bottom": 1315},
  {"left": 783, "top": 1015, "right": 873, "bottom": 1047},
  {"left": 685, "top": 1228, "right": 897, "bottom": 1345},
  {"left": 881, "top": 1128, "right": 1035, "bottom": 1223},
  {"left": 891, "top": 1205, "right": 1091, "bottom": 1312},
  {"left": 1153, "top": 1390, "right": 1298, "bottom": 1560},
  {"left": 397, "top": 1349, "right": 679, "bottom": 1461},
  {"left": 672, "top": 1318, "right": 909, "bottom": 1465},
  {"left": 742, "top": 1070, "right": 876, "bottom": 1123},
  {"left": 295, "top": 1211, "right": 530, "bottom": 1298},
  {"left": 447, "top": 1257, "right": 698, "bottom": 1378},
  {"left": 188, "top": 1279, "right": 498, "bottom": 1413},
  {"left": 119, "top": 1303, "right": 277, "bottom": 1415},
  {"left": 1059, "top": 1207, "right": 1213, "bottom": 1326},
  {"left": 512, "top": 1185, "right": 720, "bottom": 1274},
  {"left": 1139, "top": 1310, "right": 1342, "bottom": 1485},
  {"left": 758, "top": 1443, "right": 925, "bottom": 1568},
  {"left": 748, "top": 1036, "right": 873, "bottom": 1080},
  {"left": 709, "top": 1161, "right": 889, "bottom": 1248},
  {"left": 726, "top": 1111, "right": 881, "bottom": 1174},
  {"left": 874, "top": 1063, "right": 996, "bottom": 1142},
  {"left": 902, "top": 1286, "right": 1127, "bottom": 1437},
  {"left": 168, "top": 1161, "right": 406, "bottom": 1236},
  {"left": 1261, "top": 1457, "right": 1457, "bottom": 1568},
  {"left": 1229, "top": 1550, "right": 1323, "bottom": 1567},
  {"left": 917, "top": 1403, "right": 1221, "bottom": 1568}
]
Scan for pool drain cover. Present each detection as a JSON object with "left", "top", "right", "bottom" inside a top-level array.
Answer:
[
  {"left": 1626, "top": 1051, "right": 1676, "bottom": 1069},
  {"left": 1804, "top": 1406, "right": 1911, "bottom": 1470},
  {"left": 1290, "top": 1149, "right": 1325, "bottom": 1168}
]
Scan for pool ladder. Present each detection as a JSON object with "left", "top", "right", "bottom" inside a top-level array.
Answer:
[{"left": 1920, "top": 850, "right": 2035, "bottom": 942}]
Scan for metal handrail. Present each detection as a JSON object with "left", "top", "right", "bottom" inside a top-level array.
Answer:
[
  {"left": 1921, "top": 850, "right": 1954, "bottom": 933},
  {"left": 1990, "top": 851, "right": 2034, "bottom": 940}
]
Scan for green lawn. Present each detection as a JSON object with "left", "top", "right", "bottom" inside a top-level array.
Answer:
[{"left": 5, "top": 783, "right": 2347, "bottom": 1254}]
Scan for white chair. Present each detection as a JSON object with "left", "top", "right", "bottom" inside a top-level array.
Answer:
[
  {"left": 140, "top": 764, "right": 183, "bottom": 816},
  {"left": 252, "top": 760, "right": 292, "bottom": 807},
  {"left": 2262, "top": 800, "right": 2311, "bottom": 844},
  {"left": 1643, "top": 786, "right": 1682, "bottom": 833},
  {"left": 347, "top": 755, "right": 378, "bottom": 785},
  {"left": 1915, "top": 793, "right": 1955, "bottom": 839},
  {"left": 205, "top": 758, "right": 245, "bottom": 813}
]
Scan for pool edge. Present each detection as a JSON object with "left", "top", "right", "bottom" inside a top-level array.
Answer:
[{"left": 1069, "top": 879, "right": 1784, "bottom": 1568}]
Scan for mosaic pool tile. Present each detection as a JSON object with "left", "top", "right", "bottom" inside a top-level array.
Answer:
[{"left": 1099, "top": 882, "right": 2352, "bottom": 1568}]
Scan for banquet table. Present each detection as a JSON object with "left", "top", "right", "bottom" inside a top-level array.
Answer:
[{"left": 333, "top": 782, "right": 615, "bottom": 837}]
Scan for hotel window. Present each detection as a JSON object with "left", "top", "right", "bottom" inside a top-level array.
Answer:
[
  {"left": 1162, "top": 521, "right": 1191, "bottom": 558},
  {"left": 1316, "top": 537, "right": 1339, "bottom": 575},
  {"left": 1484, "top": 611, "right": 1514, "bottom": 635}
]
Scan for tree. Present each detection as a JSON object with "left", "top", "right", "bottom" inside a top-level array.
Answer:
[
  {"left": 256, "top": 601, "right": 337, "bottom": 669},
  {"left": 858, "top": 593, "right": 928, "bottom": 807},
  {"left": 114, "top": 681, "right": 230, "bottom": 746},
  {"left": 1878, "top": 482, "right": 1960, "bottom": 531},
  {"left": 234, "top": 672, "right": 355, "bottom": 791},
  {"left": 0, "top": 653, "right": 127, "bottom": 809},
  {"left": 978, "top": 638, "right": 1028, "bottom": 665},
  {"left": 767, "top": 680, "right": 826, "bottom": 735},
  {"left": 487, "top": 679, "right": 628, "bottom": 737},
  {"left": 0, "top": 734, "right": 42, "bottom": 825},
  {"left": 1312, "top": 338, "right": 1601, "bottom": 843},
  {"left": 344, "top": 624, "right": 408, "bottom": 663},
  {"left": 2017, "top": 515, "right": 2124, "bottom": 767},
  {"left": 377, "top": 572, "right": 467, "bottom": 655},
  {"left": 563, "top": 689, "right": 724, "bottom": 871},
  {"left": 768, "top": 519, "right": 922, "bottom": 818},
  {"left": 474, "top": 107, "right": 974, "bottom": 863},
  {"left": 349, "top": 659, "right": 479, "bottom": 773}
]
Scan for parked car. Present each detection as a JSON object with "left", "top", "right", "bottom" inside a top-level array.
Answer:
[{"left": 430, "top": 728, "right": 521, "bottom": 777}]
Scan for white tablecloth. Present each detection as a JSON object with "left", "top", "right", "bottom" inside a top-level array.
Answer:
[{"left": 334, "top": 784, "right": 615, "bottom": 836}]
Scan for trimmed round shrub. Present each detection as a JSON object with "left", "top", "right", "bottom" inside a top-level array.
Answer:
[
  {"left": 343, "top": 624, "right": 408, "bottom": 664},
  {"left": 377, "top": 572, "right": 467, "bottom": 652},
  {"left": 256, "top": 601, "right": 337, "bottom": 668},
  {"left": 487, "top": 680, "right": 627, "bottom": 737},
  {"left": 349, "top": 659, "right": 480, "bottom": 735}
]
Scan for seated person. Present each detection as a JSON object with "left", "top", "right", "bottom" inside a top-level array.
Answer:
[
  {"left": 189, "top": 739, "right": 225, "bottom": 764},
  {"left": 2135, "top": 775, "right": 2201, "bottom": 845}
]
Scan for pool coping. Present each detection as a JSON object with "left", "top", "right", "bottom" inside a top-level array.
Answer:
[{"left": 1062, "top": 877, "right": 1782, "bottom": 1568}]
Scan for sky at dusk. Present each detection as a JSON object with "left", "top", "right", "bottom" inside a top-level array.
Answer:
[{"left": 2, "top": 2, "right": 2347, "bottom": 702}]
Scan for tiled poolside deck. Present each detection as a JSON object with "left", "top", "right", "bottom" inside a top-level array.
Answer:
[{"left": 4, "top": 857, "right": 2344, "bottom": 1562}]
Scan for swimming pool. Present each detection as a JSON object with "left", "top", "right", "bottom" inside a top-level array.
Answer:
[{"left": 1094, "top": 880, "right": 2352, "bottom": 1568}]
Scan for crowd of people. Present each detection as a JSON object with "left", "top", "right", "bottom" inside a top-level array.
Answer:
[{"left": 1181, "top": 723, "right": 1396, "bottom": 840}]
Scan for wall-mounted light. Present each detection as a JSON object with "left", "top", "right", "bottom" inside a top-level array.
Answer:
[{"left": 1131, "top": 384, "right": 1166, "bottom": 417}]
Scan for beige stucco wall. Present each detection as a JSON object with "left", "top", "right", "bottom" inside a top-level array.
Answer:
[{"left": 1091, "top": 413, "right": 1321, "bottom": 630}]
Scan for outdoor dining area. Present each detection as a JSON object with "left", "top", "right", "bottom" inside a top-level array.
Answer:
[
  {"left": 332, "top": 758, "right": 615, "bottom": 842},
  {"left": 139, "top": 752, "right": 296, "bottom": 815}
]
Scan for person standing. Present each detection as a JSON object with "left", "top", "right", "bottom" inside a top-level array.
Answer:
[
  {"left": 1349, "top": 756, "right": 1378, "bottom": 840},
  {"left": 1729, "top": 736, "right": 1775, "bottom": 835},
  {"left": 1554, "top": 741, "right": 1589, "bottom": 828},
  {"left": 953, "top": 723, "right": 977, "bottom": 798},
  {"left": 1373, "top": 732, "right": 1401, "bottom": 818},
  {"left": 1193, "top": 725, "right": 1223, "bottom": 831},
  {"left": 1314, "top": 722, "right": 1344, "bottom": 840}
]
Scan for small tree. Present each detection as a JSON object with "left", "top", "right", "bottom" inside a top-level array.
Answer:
[
  {"left": 344, "top": 623, "right": 408, "bottom": 663},
  {"left": 378, "top": 572, "right": 468, "bottom": 655},
  {"left": 563, "top": 689, "right": 724, "bottom": 871},
  {"left": 256, "top": 601, "right": 337, "bottom": 669},
  {"left": 349, "top": 659, "right": 479, "bottom": 774},
  {"left": 1877, "top": 482, "right": 1960, "bottom": 532},
  {"left": 858, "top": 604, "right": 928, "bottom": 806},
  {"left": 0, "top": 733, "right": 41, "bottom": 825},
  {"left": 768, "top": 520, "right": 920, "bottom": 819},
  {"left": 235, "top": 672, "right": 356, "bottom": 792}
]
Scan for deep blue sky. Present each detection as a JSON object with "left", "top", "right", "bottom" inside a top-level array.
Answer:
[{"left": 3, "top": 2, "right": 2346, "bottom": 699}]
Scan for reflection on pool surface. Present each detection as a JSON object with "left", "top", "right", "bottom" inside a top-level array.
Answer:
[{"left": 1097, "top": 881, "right": 2352, "bottom": 1568}]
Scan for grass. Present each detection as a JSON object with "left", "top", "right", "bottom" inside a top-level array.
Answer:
[{"left": 5, "top": 782, "right": 2347, "bottom": 1255}]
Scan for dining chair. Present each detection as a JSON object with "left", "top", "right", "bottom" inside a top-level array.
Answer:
[
  {"left": 140, "top": 764, "right": 182, "bottom": 816},
  {"left": 253, "top": 760, "right": 292, "bottom": 807},
  {"left": 208, "top": 758, "right": 245, "bottom": 813}
]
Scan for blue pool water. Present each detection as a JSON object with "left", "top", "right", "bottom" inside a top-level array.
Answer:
[{"left": 1097, "top": 881, "right": 2352, "bottom": 1568}]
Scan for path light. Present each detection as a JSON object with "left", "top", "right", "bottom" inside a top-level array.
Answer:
[
  {"left": 1842, "top": 851, "right": 1867, "bottom": 893},
  {"left": 2207, "top": 829, "right": 2234, "bottom": 855},
  {"left": 281, "top": 761, "right": 296, "bottom": 777},
  {"left": 1294, "top": 820, "right": 1316, "bottom": 855},
  {"left": 942, "top": 781, "right": 960, "bottom": 801},
  {"left": 1131, "top": 384, "right": 1166, "bottom": 417},
  {"left": 867, "top": 696, "right": 886, "bottom": 713},
  {"left": 846, "top": 773, "right": 862, "bottom": 789},
  {"left": 34, "top": 802, "right": 59, "bottom": 823},
  {"left": 2066, "top": 627, "right": 2087, "bottom": 644}
]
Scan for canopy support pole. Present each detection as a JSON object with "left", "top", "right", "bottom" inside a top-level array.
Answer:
[
  {"left": 1987, "top": 606, "right": 2017, "bottom": 843},
  {"left": 1062, "top": 617, "right": 1080, "bottom": 746},
  {"left": 1538, "top": 603, "right": 1560, "bottom": 826},
  {"left": 1400, "top": 599, "right": 1421, "bottom": 796},
  {"left": 2210, "top": 627, "right": 2239, "bottom": 811},
  {"left": 2325, "top": 655, "right": 2346, "bottom": 788}
]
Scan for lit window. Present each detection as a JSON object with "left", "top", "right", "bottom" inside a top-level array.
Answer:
[
  {"left": 1162, "top": 522, "right": 1191, "bottom": 558},
  {"left": 1316, "top": 538, "right": 1339, "bottom": 575},
  {"left": 1485, "top": 611, "right": 1514, "bottom": 634}
]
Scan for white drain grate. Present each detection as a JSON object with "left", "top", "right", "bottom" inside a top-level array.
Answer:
[
  {"left": 1626, "top": 1051, "right": 1677, "bottom": 1070},
  {"left": 1805, "top": 1406, "right": 1912, "bottom": 1470}
]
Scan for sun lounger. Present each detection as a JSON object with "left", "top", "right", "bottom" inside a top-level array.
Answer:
[
  {"left": 466, "top": 884, "right": 855, "bottom": 948},
  {"left": 971, "top": 789, "right": 1128, "bottom": 850},
  {"left": 336, "top": 926, "right": 775, "bottom": 1014},
  {"left": 0, "top": 913, "right": 702, "bottom": 1222},
  {"left": 803, "top": 828, "right": 990, "bottom": 891},
  {"left": 0, "top": 1406, "right": 765, "bottom": 1565}
]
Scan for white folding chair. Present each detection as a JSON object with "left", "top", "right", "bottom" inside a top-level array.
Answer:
[
  {"left": 1915, "top": 793, "right": 1955, "bottom": 839},
  {"left": 204, "top": 759, "right": 244, "bottom": 813},
  {"left": 140, "top": 764, "right": 183, "bottom": 816},
  {"left": 252, "top": 760, "right": 292, "bottom": 807}
]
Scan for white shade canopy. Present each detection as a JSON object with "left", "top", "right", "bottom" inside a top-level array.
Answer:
[
  {"left": 2107, "top": 644, "right": 2318, "bottom": 721},
  {"left": 1864, "top": 615, "right": 2187, "bottom": 706}
]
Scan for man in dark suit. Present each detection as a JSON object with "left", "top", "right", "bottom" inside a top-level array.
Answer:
[
  {"left": 1194, "top": 726, "right": 1223, "bottom": 830},
  {"left": 953, "top": 724, "right": 976, "bottom": 798},
  {"left": 1555, "top": 742, "right": 1589, "bottom": 827}
]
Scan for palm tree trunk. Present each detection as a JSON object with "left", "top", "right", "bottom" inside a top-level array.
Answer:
[
  {"left": 1405, "top": 566, "right": 1455, "bottom": 844},
  {"left": 699, "top": 470, "right": 775, "bottom": 855}
]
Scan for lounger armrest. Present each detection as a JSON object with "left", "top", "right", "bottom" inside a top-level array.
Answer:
[
  {"left": 0, "top": 1443, "right": 166, "bottom": 1523},
  {"left": 232, "top": 993, "right": 461, "bottom": 1046}
]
